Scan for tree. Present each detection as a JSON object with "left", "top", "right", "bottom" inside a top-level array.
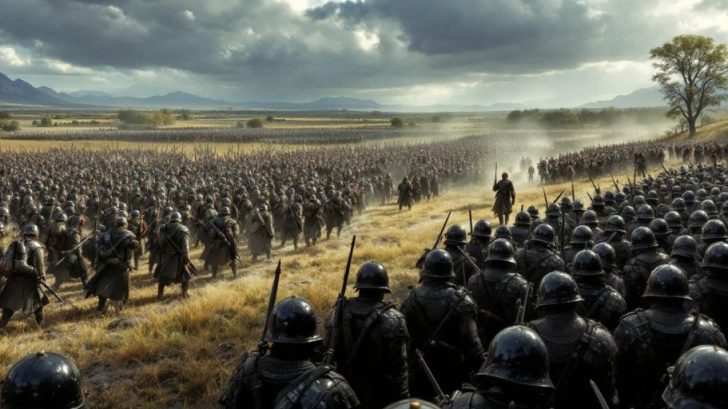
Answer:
[
  {"left": 651, "top": 35, "right": 728, "bottom": 137},
  {"left": 0, "top": 112, "right": 11, "bottom": 120},
  {"left": 390, "top": 117, "right": 403, "bottom": 128},
  {"left": 266, "top": 115, "right": 275, "bottom": 122},
  {"left": 39, "top": 116, "right": 53, "bottom": 127},
  {"left": 246, "top": 118, "right": 263, "bottom": 128},
  {"left": 0, "top": 120, "right": 19, "bottom": 132}
]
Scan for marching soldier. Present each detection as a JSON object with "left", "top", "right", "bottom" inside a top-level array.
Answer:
[
  {"left": 281, "top": 195, "right": 303, "bottom": 249},
  {"left": 690, "top": 242, "right": 728, "bottom": 333},
  {"left": 662, "top": 345, "right": 728, "bottom": 409},
  {"left": 303, "top": 194, "right": 324, "bottom": 247},
  {"left": 623, "top": 227, "right": 670, "bottom": 309},
  {"left": 397, "top": 177, "right": 413, "bottom": 211},
  {"left": 492, "top": 172, "right": 515, "bottom": 226},
  {"left": 204, "top": 206, "right": 238, "bottom": 278},
  {"left": 516, "top": 224, "right": 566, "bottom": 292},
  {"left": 510, "top": 210, "right": 532, "bottom": 248},
  {"left": 247, "top": 203, "right": 273, "bottom": 262},
  {"left": 443, "top": 225, "right": 479, "bottom": 286},
  {"left": 465, "top": 220, "right": 491, "bottom": 269},
  {"left": 571, "top": 250, "right": 627, "bottom": 331},
  {"left": 154, "top": 212, "right": 193, "bottom": 299}
]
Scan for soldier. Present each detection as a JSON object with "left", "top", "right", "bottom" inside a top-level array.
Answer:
[
  {"left": 492, "top": 172, "right": 516, "bottom": 226},
  {"left": 85, "top": 217, "right": 139, "bottom": 312},
  {"left": 664, "top": 210, "right": 686, "bottom": 249},
  {"left": 400, "top": 249, "right": 485, "bottom": 400},
  {"left": 127, "top": 209, "right": 146, "bottom": 270},
  {"left": 687, "top": 210, "right": 708, "bottom": 243},
  {"left": 615, "top": 265, "right": 726, "bottom": 409},
  {"left": 662, "top": 345, "right": 728, "bottom": 409},
  {"left": 219, "top": 296, "right": 359, "bottom": 409},
  {"left": 597, "top": 215, "right": 632, "bottom": 269},
  {"left": 0, "top": 224, "right": 47, "bottom": 328},
  {"left": 52, "top": 216, "right": 88, "bottom": 291},
  {"left": 446, "top": 326, "right": 554, "bottom": 409},
  {"left": 509, "top": 210, "right": 531, "bottom": 248},
  {"left": 562, "top": 225, "right": 593, "bottom": 268},
  {"left": 571, "top": 250, "right": 627, "bottom": 331},
  {"left": 443, "top": 225, "right": 479, "bottom": 286},
  {"left": 527, "top": 206, "right": 542, "bottom": 231},
  {"left": 698, "top": 219, "right": 727, "bottom": 259},
  {"left": 303, "top": 194, "right": 324, "bottom": 247},
  {"left": 397, "top": 177, "right": 414, "bottom": 211},
  {"left": 515, "top": 224, "right": 566, "bottom": 291},
  {"left": 325, "top": 195, "right": 350, "bottom": 239},
  {"left": 324, "top": 262, "right": 409, "bottom": 408},
  {"left": 154, "top": 212, "right": 193, "bottom": 300},
  {"left": 204, "top": 207, "right": 239, "bottom": 278},
  {"left": 690, "top": 242, "right": 728, "bottom": 333},
  {"left": 528, "top": 164, "right": 535, "bottom": 182},
  {"left": 1, "top": 351, "right": 86, "bottom": 408},
  {"left": 247, "top": 203, "right": 273, "bottom": 262},
  {"left": 623, "top": 227, "right": 670, "bottom": 309},
  {"left": 467, "top": 239, "right": 530, "bottom": 342},
  {"left": 650, "top": 218, "right": 673, "bottom": 254},
  {"left": 669, "top": 235, "right": 703, "bottom": 279},
  {"left": 581, "top": 210, "right": 603, "bottom": 239},
  {"left": 592, "top": 242, "right": 626, "bottom": 297},
  {"left": 281, "top": 195, "right": 303, "bottom": 249},
  {"left": 527, "top": 272, "right": 617, "bottom": 409},
  {"left": 465, "top": 220, "right": 492, "bottom": 269}
]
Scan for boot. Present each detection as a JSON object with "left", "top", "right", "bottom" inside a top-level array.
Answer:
[
  {"left": 157, "top": 283, "right": 165, "bottom": 301},
  {"left": 34, "top": 308, "right": 44, "bottom": 325},
  {"left": 181, "top": 281, "right": 189, "bottom": 298},
  {"left": 0, "top": 309, "right": 13, "bottom": 329},
  {"left": 231, "top": 265, "right": 238, "bottom": 278},
  {"left": 97, "top": 297, "right": 108, "bottom": 312}
]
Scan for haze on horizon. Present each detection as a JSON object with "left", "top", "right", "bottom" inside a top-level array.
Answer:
[{"left": 1, "top": 0, "right": 727, "bottom": 108}]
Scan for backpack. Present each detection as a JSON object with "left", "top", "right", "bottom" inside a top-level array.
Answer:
[{"left": 0, "top": 240, "right": 26, "bottom": 275}]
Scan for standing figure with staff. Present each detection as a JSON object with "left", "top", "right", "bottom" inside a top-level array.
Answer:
[{"left": 492, "top": 164, "right": 516, "bottom": 226}]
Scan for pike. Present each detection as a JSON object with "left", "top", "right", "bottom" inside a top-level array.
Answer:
[
  {"left": 258, "top": 260, "right": 282, "bottom": 354},
  {"left": 468, "top": 206, "right": 473, "bottom": 236},
  {"left": 571, "top": 175, "right": 575, "bottom": 202},
  {"left": 415, "top": 349, "right": 450, "bottom": 406},
  {"left": 588, "top": 175, "right": 600, "bottom": 194},
  {"left": 51, "top": 233, "right": 96, "bottom": 268},
  {"left": 160, "top": 225, "right": 199, "bottom": 276},
  {"left": 589, "top": 380, "right": 610, "bottom": 409},
  {"left": 610, "top": 175, "right": 620, "bottom": 191},
  {"left": 515, "top": 282, "right": 533, "bottom": 324},
  {"left": 39, "top": 279, "right": 65, "bottom": 304},
  {"left": 494, "top": 162, "right": 498, "bottom": 185},
  {"left": 322, "top": 235, "right": 356, "bottom": 366},
  {"left": 542, "top": 187, "right": 549, "bottom": 209},
  {"left": 552, "top": 190, "right": 565, "bottom": 205},
  {"left": 415, "top": 210, "right": 452, "bottom": 268}
]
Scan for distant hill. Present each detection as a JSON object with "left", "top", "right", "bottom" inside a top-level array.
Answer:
[
  {"left": 0, "top": 73, "right": 72, "bottom": 106},
  {"left": 581, "top": 87, "right": 666, "bottom": 108}
]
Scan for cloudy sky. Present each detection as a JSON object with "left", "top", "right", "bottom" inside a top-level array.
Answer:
[{"left": 1, "top": 0, "right": 727, "bottom": 106}]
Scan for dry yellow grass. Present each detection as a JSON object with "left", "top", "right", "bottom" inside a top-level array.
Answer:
[
  {"left": 664, "top": 118, "right": 728, "bottom": 141},
  {"left": 0, "top": 168, "right": 642, "bottom": 409}
]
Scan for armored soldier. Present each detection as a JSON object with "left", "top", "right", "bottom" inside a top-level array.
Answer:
[
  {"left": 669, "top": 235, "right": 703, "bottom": 279},
  {"left": 52, "top": 216, "right": 88, "bottom": 291},
  {"left": 204, "top": 207, "right": 239, "bottom": 278},
  {"left": 467, "top": 239, "right": 530, "bottom": 342},
  {"left": 303, "top": 194, "right": 324, "bottom": 247},
  {"left": 515, "top": 224, "right": 566, "bottom": 291},
  {"left": 492, "top": 172, "right": 515, "bottom": 226},
  {"left": 1, "top": 351, "right": 86, "bottom": 409},
  {"left": 155, "top": 212, "right": 193, "bottom": 299},
  {"left": 623, "top": 227, "right": 670, "bottom": 309},
  {"left": 281, "top": 195, "right": 303, "bottom": 249},
  {"left": 85, "top": 217, "right": 139, "bottom": 311},
  {"left": 592, "top": 242, "right": 626, "bottom": 297},
  {"left": 615, "top": 265, "right": 726, "bottom": 409},
  {"left": 527, "top": 272, "right": 617, "bottom": 409},
  {"left": 596, "top": 215, "right": 632, "bottom": 269},
  {"left": 446, "top": 326, "right": 554, "bottom": 409},
  {"left": 443, "top": 225, "right": 479, "bottom": 286},
  {"left": 509, "top": 210, "right": 531, "bottom": 248},
  {"left": 397, "top": 177, "right": 414, "bottom": 211},
  {"left": 562, "top": 225, "right": 593, "bottom": 268},
  {"left": 571, "top": 250, "right": 627, "bottom": 331},
  {"left": 690, "top": 242, "right": 728, "bottom": 333},
  {"left": 219, "top": 297, "right": 359, "bottom": 409},
  {"left": 400, "top": 249, "right": 485, "bottom": 400},
  {"left": 662, "top": 345, "right": 728, "bottom": 409},
  {"left": 697, "top": 219, "right": 727, "bottom": 259},
  {"left": 325, "top": 195, "right": 351, "bottom": 239},
  {"left": 581, "top": 210, "right": 603, "bottom": 238},
  {"left": 325, "top": 262, "right": 409, "bottom": 409},
  {"left": 687, "top": 210, "right": 708, "bottom": 243},
  {"left": 0, "top": 224, "right": 48, "bottom": 328},
  {"left": 649, "top": 218, "right": 672, "bottom": 254},
  {"left": 465, "top": 220, "right": 491, "bottom": 269},
  {"left": 527, "top": 206, "right": 542, "bottom": 231},
  {"left": 247, "top": 203, "right": 273, "bottom": 262},
  {"left": 127, "top": 209, "right": 147, "bottom": 270}
]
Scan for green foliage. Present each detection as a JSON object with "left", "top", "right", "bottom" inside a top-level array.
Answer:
[
  {"left": 0, "top": 120, "right": 19, "bottom": 132},
  {"left": 246, "top": 118, "right": 264, "bottom": 128},
  {"left": 651, "top": 34, "right": 728, "bottom": 137},
  {"left": 119, "top": 109, "right": 175, "bottom": 127},
  {"left": 506, "top": 107, "right": 670, "bottom": 128},
  {"left": 266, "top": 115, "right": 274, "bottom": 122},
  {"left": 39, "top": 116, "right": 53, "bottom": 127},
  {"left": 390, "top": 117, "right": 404, "bottom": 128},
  {"left": 178, "top": 110, "right": 191, "bottom": 120},
  {"left": 0, "top": 112, "right": 11, "bottom": 120}
]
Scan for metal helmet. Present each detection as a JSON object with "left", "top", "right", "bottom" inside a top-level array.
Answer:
[
  {"left": 582, "top": 210, "right": 598, "bottom": 227},
  {"left": 569, "top": 225, "right": 593, "bottom": 245},
  {"left": 531, "top": 224, "right": 556, "bottom": 246},
  {"left": 621, "top": 205, "right": 636, "bottom": 220},
  {"left": 536, "top": 271, "right": 583, "bottom": 309},
  {"left": 631, "top": 226, "right": 659, "bottom": 251},
  {"left": 472, "top": 219, "right": 492, "bottom": 239},
  {"left": 546, "top": 203, "right": 561, "bottom": 217},
  {"left": 515, "top": 211, "right": 531, "bottom": 226},
  {"left": 0, "top": 223, "right": 5, "bottom": 235},
  {"left": 495, "top": 225, "right": 512, "bottom": 240},
  {"left": 527, "top": 205, "right": 539, "bottom": 218},
  {"left": 649, "top": 218, "right": 670, "bottom": 236},
  {"left": 476, "top": 325, "right": 554, "bottom": 390},
  {"left": 697, "top": 188, "right": 709, "bottom": 201},
  {"left": 646, "top": 190, "right": 659, "bottom": 206},
  {"left": 637, "top": 204, "right": 655, "bottom": 222},
  {"left": 572, "top": 200, "right": 585, "bottom": 212},
  {"left": 642, "top": 264, "right": 691, "bottom": 301},
  {"left": 662, "top": 345, "right": 728, "bottom": 409},
  {"left": 702, "top": 242, "right": 728, "bottom": 274},
  {"left": 22, "top": 223, "right": 39, "bottom": 237},
  {"left": 702, "top": 199, "right": 719, "bottom": 216},
  {"left": 656, "top": 203, "right": 671, "bottom": 219},
  {"left": 672, "top": 235, "right": 699, "bottom": 260},
  {"left": 702, "top": 219, "right": 728, "bottom": 241},
  {"left": 604, "top": 191, "right": 616, "bottom": 205},
  {"left": 604, "top": 215, "right": 626, "bottom": 233},
  {"left": 591, "top": 194, "right": 605, "bottom": 207},
  {"left": 115, "top": 216, "right": 127, "bottom": 227},
  {"left": 672, "top": 198, "right": 687, "bottom": 212},
  {"left": 572, "top": 250, "right": 604, "bottom": 276},
  {"left": 444, "top": 225, "right": 467, "bottom": 246},
  {"left": 264, "top": 296, "right": 322, "bottom": 345},
  {"left": 722, "top": 201, "right": 728, "bottom": 216},
  {"left": 382, "top": 400, "right": 441, "bottom": 409},
  {"left": 421, "top": 249, "right": 455, "bottom": 279},
  {"left": 131, "top": 209, "right": 140, "bottom": 218},
  {"left": 665, "top": 211, "right": 683, "bottom": 229},
  {"left": 54, "top": 212, "right": 68, "bottom": 222},
  {"left": 353, "top": 261, "right": 390, "bottom": 293},
  {"left": 682, "top": 190, "right": 696, "bottom": 205},
  {"left": 169, "top": 212, "right": 182, "bottom": 223},
  {"left": 1, "top": 351, "right": 85, "bottom": 409},
  {"left": 593, "top": 242, "right": 617, "bottom": 269},
  {"left": 688, "top": 210, "right": 709, "bottom": 229},
  {"left": 219, "top": 206, "right": 231, "bottom": 216},
  {"left": 485, "top": 238, "right": 516, "bottom": 265}
]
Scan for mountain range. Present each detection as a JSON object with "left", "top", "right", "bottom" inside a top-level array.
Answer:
[{"left": 0, "top": 71, "right": 668, "bottom": 111}]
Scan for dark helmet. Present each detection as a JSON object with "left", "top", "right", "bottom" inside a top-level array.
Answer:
[
  {"left": 592, "top": 194, "right": 605, "bottom": 207},
  {"left": 615, "top": 192, "right": 626, "bottom": 203},
  {"left": 353, "top": 261, "right": 390, "bottom": 293},
  {"left": 422, "top": 249, "right": 455, "bottom": 279},
  {"left": 665, "top": 211, "right": 683, "bottom": 229},
  {"left": 572, "top": 200, "right": 585, "bottom": 212},
  {"left": 702, "top": 199, "right": 719, "bottom": 216},
  {"left": 582, "top": 210, "right": 598, "bottom": 227},
  {"left": 476, "top": 326, "right": 554, "bottom": 390},
  {"left": 527, "top": 205, "right": 539, "bottom": 218},
  {"left": 515, "top": 211, "right": 531, "bottom": 226},
  {"left": 531, "top": 224, "right": 556, "bottom": 246},
  {"left": 649, "top": 218, "right": 670, "bottom": 236},
  {"left": 22, "top": 223, "right": 39, "bottom": 237},
  {"left": 383, "top": 400, "right": 441, "bottom": 409},
  {"left": 637, "top": 204, "right": 655, "bottom": 221},
  {"left": 672, "top": 198, "right": 687, "bottom": 212},
  {"left": 115, "top": 216, "right": 127, "bottom": 227},
  {"left": 486, "top": 238, "right": 516, "bottom": 265},
  {"left": 572, "top": 249, "right": 604, "bottom": 276},
  {"left": 642, "top": 264, "right": 691, "bottom": 301},
  {"left": 219, "top": 206, "right": 231, "bottom": 216},
  {"left": 593, "top": 242, "right": 617, "bottom": 269},
  {"left": 131, "top": 209, "right": 140, "bottom": 218},
  {"left": 702, "top": 242, "right": 728, "bottom": 273},
  {"left": 546, "top": 203, "right": 560, "bottom": 217},
  {"left": 54, "top": 212, "right": 68, "bottom": 222},
  {"left": 265, "top": 296, "right": 322, "bottom": 345},
  {"left": 536, "top": 271, "right": 583, "bottom": 309},
  {"left": 569, "top": 225, "right": 593, "bottom": 245},
  {"left": 169, "top": 212, "right": 182, "bottom": 223},
  {"left": 683, "top": 190, "right": 696, "bottom": 204},
  {"left": 697, "top": 188, "right": 709, "bottom": 201},
  {"left": 656, "top": 203, "right": 671, "bottom": 219},
  {"left": 444, "top": 225, "right": 467, "bottom": 246},
  {"left": 1, "top": 351, "right": 85, "bottom": 409},
  {"left": 662, "top": 345, "right": 728, "bottom": 409},
  {"left": 672, "top": 235, "right": 699, "bottom": 259},
  {"left": 560, "top": 196, "right": 572, "bottom": 208},
  {"left": 495, "top": 225, "right": 512, "bottom": 240},
  {"left": 472, "top": 219, "right": 492, "bottom": 239},
  {"left": 621, "top": 205, "right": 636, "bottom": 220},
  {"left": 631, "top": 226, "right": 659, "bottom": 251},
  {"left": 646, "top": 190, "right": 659, "bottom": 205},
  {"left": 604, "top": 215, "right": 626, "bottom": 233},
  {"left": 688, "top": 210, "right": 709, "bottom": 229},
  {"left": 604, "top": 191, "right": 616, "bottom": 205},
  {"left": 702, "top": 219, "right": 728, "bottom": 241}
]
